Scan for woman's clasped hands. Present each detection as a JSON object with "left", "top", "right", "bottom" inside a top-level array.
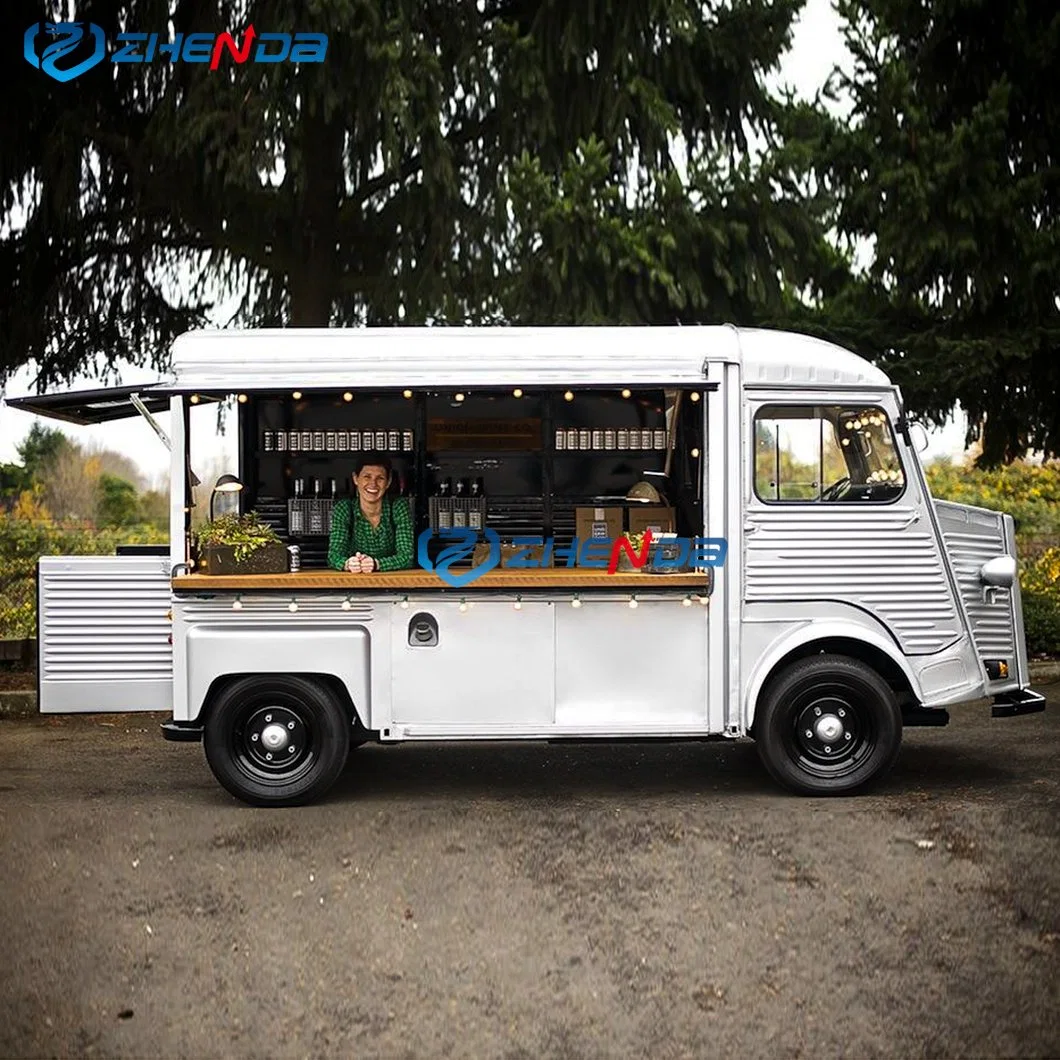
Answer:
[{"left": 344, "top": 552, "right": 378, "bottom": 574}]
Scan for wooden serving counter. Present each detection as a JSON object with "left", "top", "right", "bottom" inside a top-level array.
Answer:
[{"left": 173, "top": 568, "right": 710, "bottom": 592}]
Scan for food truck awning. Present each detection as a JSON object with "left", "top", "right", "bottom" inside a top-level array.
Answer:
[{"left": 4, "top": 384, "right": 219, "bottom": 425}]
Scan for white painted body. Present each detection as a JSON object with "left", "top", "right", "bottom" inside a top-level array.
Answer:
[{"left": 23, "top": 326, "right": 1034, "bottom": 735}]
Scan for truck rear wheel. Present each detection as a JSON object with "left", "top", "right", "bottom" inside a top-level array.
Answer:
[
  {"left": 754, "top": 654, "right": 902, "bottom": 795},
  {"left": 203, "top": 675, "right": 350, "bottom": 806}
]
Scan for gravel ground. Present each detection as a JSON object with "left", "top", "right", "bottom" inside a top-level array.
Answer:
[{"left": 1, "top": 692, "right": 1058, "bottom": 1059}]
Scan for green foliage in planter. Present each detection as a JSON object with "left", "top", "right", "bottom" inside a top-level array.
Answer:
[{"left": 196, "top": 513, "right": 281, "bottom": 564}]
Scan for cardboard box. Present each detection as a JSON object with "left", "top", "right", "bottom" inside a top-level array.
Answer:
[
  {"left": 575, "top": 506, "right": 625, "bottom": 545},
  {"left": 471, "top": 542, "right": 551, "bottom": 568},
  {"left": 627, "top": 505, "right": 675, "bottom": 535}
]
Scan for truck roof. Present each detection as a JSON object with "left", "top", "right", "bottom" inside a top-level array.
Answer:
[{"left": 167, "top": 325, "right": 892, "bottom": 391}]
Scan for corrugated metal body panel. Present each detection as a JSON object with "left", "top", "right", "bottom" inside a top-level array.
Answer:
[
  {"left": 162, "top": 326, "right": 890, "bottom": 391},
  {"left": 744, "top": 508, "right": 961, "bottom": 655},
  {"left": 38, "top": 556, "right": 172, "bottom": 712},
  {"left": 934, "top": 500, "right": 1017, "bottom": 661}
]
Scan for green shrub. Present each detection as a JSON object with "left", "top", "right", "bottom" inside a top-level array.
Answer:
[
  {"left": 0, "top": 504, "right": 167, "bottom": 638},
  {"left": 1019, "top": 548, "right": 1060, "bottom": 654},
  {"left": 926, "top": 460, "right": 1060, "bottom": 537}
]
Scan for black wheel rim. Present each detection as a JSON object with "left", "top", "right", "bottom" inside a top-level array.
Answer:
[
  {"left": 230, "top": 696, "right": 317, "bottom": 787},
  {"left": 781, "top": 679, "right": 877, "bottom": 780}
]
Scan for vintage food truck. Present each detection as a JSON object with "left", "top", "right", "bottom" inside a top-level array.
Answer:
[{"left": 7, "top": 326, "right": 1044, "bottom": 805}]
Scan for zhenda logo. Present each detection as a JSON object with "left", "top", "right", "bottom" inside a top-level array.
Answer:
[
  {"left": 24, "top": 21, "right": 327, "bottom": 83},
  {"left": 417, "top": 528, "right": 728, "bottom": 589}
]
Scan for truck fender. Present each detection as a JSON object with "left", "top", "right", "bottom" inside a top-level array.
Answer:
[{"left": 743, "top": 618, "right": 919, "bottom": 731}]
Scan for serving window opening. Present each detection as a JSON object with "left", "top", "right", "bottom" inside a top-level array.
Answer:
[{"left": 211, "top": 387, "right": 707, "bottom": 575}]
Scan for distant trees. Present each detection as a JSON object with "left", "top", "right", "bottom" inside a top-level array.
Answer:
[{"left": 3, "top": 423, "right": 166, "bottom": 528}]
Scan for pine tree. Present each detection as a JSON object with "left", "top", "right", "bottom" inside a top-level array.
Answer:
[{"left": 3, "top": 0, "right": 822, "bottom": 386}]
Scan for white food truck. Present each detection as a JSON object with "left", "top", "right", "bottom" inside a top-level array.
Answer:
[{"left": 8, "top": 326, "right": 1044, "bottom": 805}]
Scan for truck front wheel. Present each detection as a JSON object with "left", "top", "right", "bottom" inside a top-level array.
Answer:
[
  {"left": 203, "top": 675, "right": 350, "bottom": 806},
  {"left": 754, "top": 654, "right": 902, "bottom": 795}
]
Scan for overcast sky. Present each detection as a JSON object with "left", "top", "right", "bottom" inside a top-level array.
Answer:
[{"left": 0, "top": 0, "right": 969, "bottom": 480}]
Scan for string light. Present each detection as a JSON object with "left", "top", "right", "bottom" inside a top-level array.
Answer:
[
  {"left": 458, "top": 598, "right": 468, "bottom": 612},
  {"left": 571, "top": 595, "right": 582, "bottom": 608},
  {"left": 564, "top": 390, "right": 574, "bottom": 402},
  {"left": 400, "top": 596, "right": 410, "bottom": 609},
  {"left": 237, "top": 393, "right": 248, "bottom": 404},
  {"left": 628, "top": 595, "right": 639, "bottom": 609},
  {"left": 292, "top": 390, "right": 302, "bottom": 400},
  {"left": 699, "top": 595, "right": 708, "bottom": 606},
  {"left": 403, "top": 389, "right": 413, "bottom": 399},
  {"left": 513, "top": 596, "right": 522, "bottom": 610},
  {"left": 343, "top": 392, "right": 353, "bottom": 402},
  {"left": 690, "top": 392, "right": 701, "bottom": 403},
  {"left": 288, "top": 599, "right": 299, "bottom": 613},
  {"left": 682, "top": 595, "right": 692, "bottom": 607},
  {"left": 691, "top": 447, "right": 700, "bottom": 458},
  {"left": 341, "top": 596, "right": 352, "bottom": 611},
  {"left": 454, "top": 392, "right": 465, "bottom": 402},
  {"left": 189, "top": 394, "right": 200, "bottom": 404},
  {"left": 513, "top": 388, "right": 523, "bottom": 398},
  {"left": 232, "top": 595, "right": 243, "bottom": 610},
  {"left": 621, "top": 388, "right": 631, "bottom": 399}
]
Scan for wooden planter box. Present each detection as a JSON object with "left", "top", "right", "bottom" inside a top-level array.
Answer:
[{"left": 199, "top": 542, "right": 288, "bottom": 576}]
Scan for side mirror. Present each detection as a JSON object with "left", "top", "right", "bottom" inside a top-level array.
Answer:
[
  {"left": 980, "top": 555, "right": 1016, "bottom": 588},
  {"left": 908, "top": 421, "right": 929, "bottom": 453}
]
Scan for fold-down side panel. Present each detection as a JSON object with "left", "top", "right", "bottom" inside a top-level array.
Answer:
[{"left": 38, "top": 556, "right": 173, "bottom": 712}]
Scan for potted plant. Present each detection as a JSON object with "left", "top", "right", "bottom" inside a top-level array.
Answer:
[
  {"left": 196, "top": 513, "right": 288, "bottom": 575},
  {"left": 615, "top": 531, "right": 650, "bottom": 571}
]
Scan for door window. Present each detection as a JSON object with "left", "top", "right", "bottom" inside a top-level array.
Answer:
[{"left": 754, "top": 405, "right": 905, "bottom": 503}]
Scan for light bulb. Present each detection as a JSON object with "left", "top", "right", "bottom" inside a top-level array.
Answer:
[
  {"left": 690, "top": 392, "right": 701, "bottom": 403},
  {"left": 343, "top": 392, "right": 353, "bottom": 402},
  {"left": 341, "top": 597, "right": 352, "bottom": 611},
  {"left": 458, "top": 599, "right": 468, "bottom": 613},
  {"left": 699, "top": 595, "right": 708, "bottom": 606},
  {"left": 189, "top": 394, "right": 200, "bottom": 404},
  {"left": 288, "top": 600, "right": 299, "bottom": 613},
  {"left": 841, "top": 438, "right": 850, "bottom": 447},
  {"left": 682, "top": 596, "right": 692, "bottom": 607},
  {"left": 237, "top": 393, "right": 248, "bottom": 404},
  {"left": 232, "top": 597, "right": 243, "bottom": 610},
  {"left": 571, "top": 597, "right": 582, "bottom": 608},
  {"left": 403, "top": 389, "right": 413, "bottom": 399},
  {"left": 513, "top": 598, "right": 522, "bottom": 610},
  {"left": 400, "top": 597, "right": 410, "bottom": 609},
  {"left": 691, "top": 447, "right": 700, "bottom": 458},
  {"left": 292, "top": 390, "right": 302, "bottom": 400},
  {"left": 513, "top": 388, "right": 523, "bottom": 398},
  {"left": 628, "top": 597, "right": 638, "bottom": 609},
  {"left": 621, "top": 388, "right": 631, "bottom": 399},
  {"left": 454, "top": 392, "right": 465, "bottom": 402},
  {"left": 564, "top": 391, "right": 574, "bottom": 402}
]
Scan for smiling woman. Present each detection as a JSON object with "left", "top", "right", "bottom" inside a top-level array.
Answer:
[{"left": 327, "top": 453, "right": 414, "bottom": 573}]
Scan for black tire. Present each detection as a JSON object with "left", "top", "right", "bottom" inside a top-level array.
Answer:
[
  {"left": 754, "top": 654, "right": 902, "bottom": 795},
  {"left": 203, "top": 675, "right": 350, "bottom": 806}
]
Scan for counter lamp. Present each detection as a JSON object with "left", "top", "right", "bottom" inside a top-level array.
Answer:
[{"left": 210, "top": 474, "right": 244, "bottom": 520}]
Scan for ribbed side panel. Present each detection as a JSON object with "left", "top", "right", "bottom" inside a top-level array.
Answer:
[
  {"left": 37, "top": 557, "right": 173, "bottom": 711},
  {"left": 935, "top": 502, "right": 1017, "bottom": 660},
  {"left": 745, "top": 509, "right": 960, "bottom": 655}
]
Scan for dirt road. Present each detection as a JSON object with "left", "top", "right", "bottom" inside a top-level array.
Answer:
[{"left": 1, "top": 692, "right": 1058, "bottom": 1058}]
